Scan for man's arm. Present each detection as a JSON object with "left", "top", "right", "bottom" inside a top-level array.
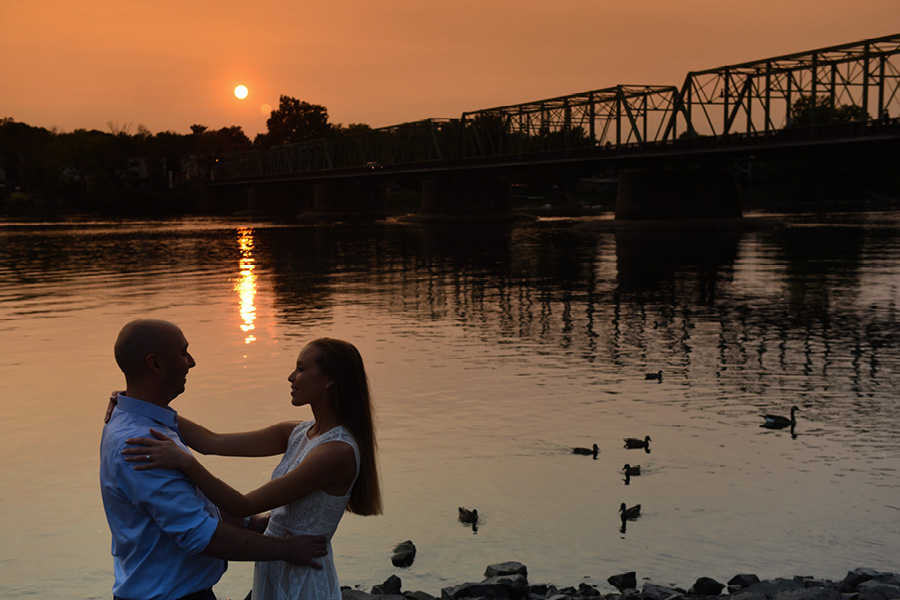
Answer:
[{"left": 202, "top": 522, "right": 327, "bottom": 567}]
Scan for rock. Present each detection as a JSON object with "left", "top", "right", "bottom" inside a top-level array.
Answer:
[
  {"left": 689, "top": 577, "right": 724, "bottom": 596},
  {"left": 441, "top": 575, "right": 528, "bottom": 600},
  {"left": 772, "top": 587, "right": 843, "bottom": 600},
  {"left": 392, "top": 540, "right": 417, "bottom": 568},
  {"left": 729, "top": 575, "right": 762, "bottom": 590},
  {"left": 857, "top": 581, "right": 900, "bottom": 600},
  {"left": 608, "top": 572, "right": 637, "bottom": 591},
  {"left": 485, "top": 561, "right": 529, "bottom": 579},
  {"left": 342, "top": 590, "right": 380, "bottom": 600},
  {"left": 404, "top": 592, "right": 439, "bottom": 600},
  {"left": 842, "top": 569, "right": 882, "bottom": 592},
  {"left": 736, "top": 578, "right": 804, "bottom": 599},
  {"left": 578, "top": 582, "right": 601, "bottom": 597},
  {"left": 372, "top": 574, "right": 403, "bottom": 596},
  {"left": 641, "top": 582, "right": 684, "bottom": 600}
]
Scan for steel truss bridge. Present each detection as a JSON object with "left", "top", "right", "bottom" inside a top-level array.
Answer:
[{"left": 213, "top": 33, "right": 900, "bottom": 183}]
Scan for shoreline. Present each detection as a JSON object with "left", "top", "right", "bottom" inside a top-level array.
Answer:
[{"left": 340, "top": 563, "right": 900, "bottom": 600}]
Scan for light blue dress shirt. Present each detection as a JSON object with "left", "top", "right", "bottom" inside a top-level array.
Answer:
[{"left": 100, "top": 395, "right": 225, "bottom": 600}]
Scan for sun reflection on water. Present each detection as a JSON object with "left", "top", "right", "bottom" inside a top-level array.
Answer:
[{"left": 234, "top": 227, "right": 257, "bottom": 344}]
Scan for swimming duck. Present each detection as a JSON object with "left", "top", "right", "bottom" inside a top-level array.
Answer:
[
  {"left": 645, "top": 370, "right": 663, "bottom": 381},
  {"left": 458, "top": 507, "right": 478, "bottom": 525},
  {"left": 619, "top": 503, "right": 641, "bottom": 520},
  {"left": 622, "top": 464, "right": 641, "bottom": 476},
  {"left": 624, "top": 435, "right": 651, "bottom": 450},
  {"left": 573, "top": 443, "right": 599, "bottom": 458},
  {"left": 762, "top": 406, "right": 798, "bottom": 429}
]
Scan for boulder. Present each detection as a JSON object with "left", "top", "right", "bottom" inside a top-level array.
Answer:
[
  {"left": 404, "top": 592, "right": 439, "bottom": 600},
  {"left": 608, "top": 572, "right": 637, "bottom": 591},
  {"left": 689, "top": 577, "right": 724, "bottom": 596},
  {"left": 441, "top": 575, "right": 527, "bottom": 600},
  {"left": 372, "top": 574, "right": 403, "bottom": 596},
  {"left": 641, "top": 583, "right": 683, "bottom": 600},
  {"left": 729, "top": 575, "right": 762, "bottom": 590},
  {"left": 392, "top": 540, "right": 417, "bottom": 568},
  {"left": 342, "top": 590, "right": 380, "bottom": 600},
  {"left": 486, "top": 562, "right": 529, "bottom": 579},
  {"left": 857, "top": 581, "right": 900, "bottom": 600}
]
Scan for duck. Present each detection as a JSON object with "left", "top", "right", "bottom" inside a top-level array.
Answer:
[
  {"left": 619, "top": 503, "right": 641, "bottom": 520},
  {"left": 624, "top": 435, "right": 651, "bottom": 450},
  {"left": 762, "top": 406, "right": 799, "bottom": 429},
  {"left": 572, "top": 443, "right": 599, "bottom": 458},
  {"left": 622, "top": 464, "right": 641, "bottom": 476},
  {"left": 458, "top": 507, "right": 478, "bottom": 525},
  {"left": 645, "top": 370, "right": 663, "bottom": 381}
]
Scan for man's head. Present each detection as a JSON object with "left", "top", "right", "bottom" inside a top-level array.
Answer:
[{"left": 114, "top": 319, "right": 196, "bottom": 404}]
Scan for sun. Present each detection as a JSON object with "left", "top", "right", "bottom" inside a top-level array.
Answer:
[{"left": 234, "top": 85, "right": 249, "bottom": 100}]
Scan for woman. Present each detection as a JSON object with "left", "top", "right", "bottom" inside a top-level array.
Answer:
[{"left": 123, "top": 338, "right": 382, "bottom": 600}]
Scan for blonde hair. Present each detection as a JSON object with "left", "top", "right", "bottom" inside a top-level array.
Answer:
[{"left": 308, "top": 338, "right": 382, "bottom": 516}]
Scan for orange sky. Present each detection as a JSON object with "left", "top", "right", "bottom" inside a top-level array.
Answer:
[{"left": 2, "top": 0, "right": 898, "bottom": 138}]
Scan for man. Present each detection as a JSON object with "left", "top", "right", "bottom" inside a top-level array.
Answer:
[{"left": 100, "top": 319, "right": 326, "bottom": 600}]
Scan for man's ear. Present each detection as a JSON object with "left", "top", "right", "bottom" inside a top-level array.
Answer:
[{"left": 145, "top": 353, "right": 163, "bottom": 373}]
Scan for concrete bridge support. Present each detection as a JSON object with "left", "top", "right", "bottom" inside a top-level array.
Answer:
[
  {"left": 420, "top": 176, "right": 511, "bottom": 216},
  {"left": 615, "top": 168, "right": 741, "bottom": 220},
  {"left": 312, "top": 182, "right": 387, "bottom": 218},
  {"left": 246, "top": 184, "right": 309, "bottom": 214}
]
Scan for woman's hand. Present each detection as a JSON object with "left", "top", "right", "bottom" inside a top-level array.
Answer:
[
  {"left": 104, "top": 390, "right": 122, "bottom": 424},
  {"left": 124, "top": 428, "right": 196, "bottom": 472}
]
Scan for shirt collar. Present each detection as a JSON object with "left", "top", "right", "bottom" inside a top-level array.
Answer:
[{"left": 116, "top": 394, "right": 178, "bottom": 429}]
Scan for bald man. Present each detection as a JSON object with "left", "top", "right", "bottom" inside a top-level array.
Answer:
[{"left": 100, "top": 319, "right": 325, "bottom": 600}]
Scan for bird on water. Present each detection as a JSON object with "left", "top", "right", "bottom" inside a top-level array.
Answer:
[
  {"left": 619, "top": 503, "right": 641, "bottom": 520},
  {"left": 761, "top": 406, "right": 799, "bottom": 429},
  {"left": 573, "top": 443, "right": 599, "bottom": 458},
  {"left": 624, "top": 435, "right": 651, "bottom": 450},
  {"left": 458, "top": 507, "right": 478, "bottom": 525},
  {"left": 622, "top": 464, "right": 641, "bottom": 476},
  {"left": 645, "top": 370, "right": 663, "bottom": 381}
]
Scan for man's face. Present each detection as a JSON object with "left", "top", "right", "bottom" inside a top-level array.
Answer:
[{"left": 157, "top": 325, "right": 196, "bottom": 399}]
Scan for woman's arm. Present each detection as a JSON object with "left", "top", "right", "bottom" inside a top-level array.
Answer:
[
  {"left": 178, "top": 416, "right": 300, "bottom": 457},
  {"left": 105, "top": 391, "right": 297, "bottom": 457},
  {"left": 125, "top": 429, "right": 357, "bottom": 518}
]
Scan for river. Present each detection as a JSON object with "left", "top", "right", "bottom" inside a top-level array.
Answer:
[{"left": 0, "top": 211, "right": 898, "bottom": 599}]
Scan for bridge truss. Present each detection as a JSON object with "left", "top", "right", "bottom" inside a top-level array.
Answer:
[
  {"left": 667, "top": 33, "right": 900, "bottom": 138},
  {"left": 215, "top": 33, "right": 900, "bottom": 180}
]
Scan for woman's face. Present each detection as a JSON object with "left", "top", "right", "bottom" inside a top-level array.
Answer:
[{"left": 288, "top": 344, "right": 333, "bottom": 406}]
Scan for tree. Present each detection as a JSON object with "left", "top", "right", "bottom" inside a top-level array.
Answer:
[
  {"left": 788, "top": 95, "right": 869, "bottom": 127},
  {"left": 263, "top": 95, "right": 333, "bottom": 146}
]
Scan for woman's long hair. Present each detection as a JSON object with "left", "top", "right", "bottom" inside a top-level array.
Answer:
[{"left": 308, "top": 338, "right": 383, "bottom": 516}]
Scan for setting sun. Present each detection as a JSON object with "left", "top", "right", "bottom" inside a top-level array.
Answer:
[{"left": 234, "top": 84, "right": 249, "bottom": 99}]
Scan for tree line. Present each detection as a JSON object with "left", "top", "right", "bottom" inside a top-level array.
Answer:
[{"left": 0, "top": 95, "right": 368, "bottom": 212}]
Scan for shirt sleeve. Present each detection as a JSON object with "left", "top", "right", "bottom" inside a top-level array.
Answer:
[{"left": 114, "top": 438, "right": 220, "bottom": 556}]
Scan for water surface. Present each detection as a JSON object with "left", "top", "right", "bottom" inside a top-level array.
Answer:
[{"left": 0, "top": 212, "right": 898, "bottom": 599}]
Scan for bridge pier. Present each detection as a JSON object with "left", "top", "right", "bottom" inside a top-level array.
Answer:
[
  {"left": 310, "top": 182, "right": 387, "bottom": 218},
  {"left": 615, "top": 167, "right": 741, "bottom": 220},
  {"left": 246, "top": 184, "right": 308, "bottom": 214},
  {"left": 420, "top": 176, "right": 511, "bottom": 217}
]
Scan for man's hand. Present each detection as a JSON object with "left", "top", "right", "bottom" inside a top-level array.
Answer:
[{"left": 283, "top": 534, "right": 328, "bottom": 568}]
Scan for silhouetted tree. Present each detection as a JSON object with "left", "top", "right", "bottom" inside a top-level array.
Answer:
[
  {"left": 788, "top": 94, "right": 869, "bottom": 127},
  {"left": 263, "top": 95, "right": 333, "bottom": 146}
]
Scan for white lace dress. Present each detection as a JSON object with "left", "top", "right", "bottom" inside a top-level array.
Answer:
[{"left": 252, "top": 421, "right": 360, "bottom": 600}]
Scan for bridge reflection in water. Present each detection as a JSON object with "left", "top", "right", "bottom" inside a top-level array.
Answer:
[{"left": 256, "top": 219, "right": 893, "bottom": 409}]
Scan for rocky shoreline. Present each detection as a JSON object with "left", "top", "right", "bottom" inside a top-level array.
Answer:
[{"left": 341, "top": 563, "right": 900, "bottom": 600}]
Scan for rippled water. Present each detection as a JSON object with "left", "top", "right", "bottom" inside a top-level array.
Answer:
[{"left": 0, "top": 212, "right": 898, "bottom": 599}]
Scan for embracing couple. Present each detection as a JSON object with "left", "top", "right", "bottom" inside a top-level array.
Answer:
[{"left": 100, "top": 319, "right": 382, "bottom": 600}]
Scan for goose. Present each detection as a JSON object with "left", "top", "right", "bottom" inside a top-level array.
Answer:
[
  {"left": 762, "top": 406, "right": 798, "bottom": 429},
  {"left": 458, "top": 507, "right": 478, "bottom": 525},
  {"left": 573, "top": 443, "right": 599, "bottom": 458},
  {"left": 624, "top": 435, "right": 651, "bottom": 450},
  {"left": 622, "top": 464, "right": 641, "bottom": 476},
  {"left": 645, "top": 370, "right": 663, "bottom": 381},
  {"left": 619, "top": 503, "right": 641, "bottom": 520}
]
